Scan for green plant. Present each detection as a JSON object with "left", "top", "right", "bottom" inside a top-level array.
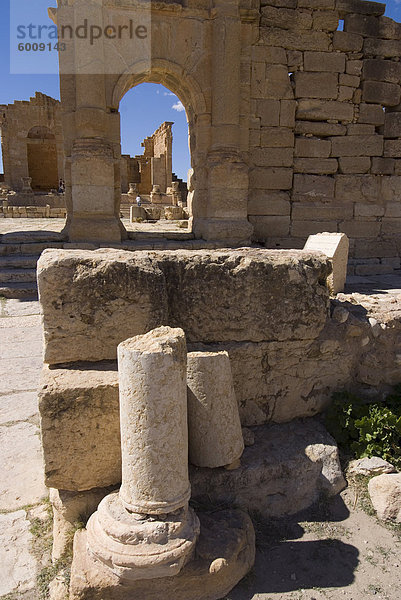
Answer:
[{"left": 325, "top": 386, "right": 401, "bottom": 469}]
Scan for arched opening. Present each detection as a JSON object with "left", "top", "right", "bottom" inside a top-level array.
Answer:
[
  {"left": 119, "top": 83, "right": 190, "bottom": 192},
  {"left": 117, "top": 83, "right": 192, "bottom": 221},
  {"left": 111, "top": 63, "right": 209, "bottom": 232},
  {"left": 27, "top": 125, "right": 59, "bottom": 191}
]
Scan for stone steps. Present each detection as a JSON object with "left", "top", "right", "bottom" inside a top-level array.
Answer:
[
  {"left": 0, "top": 230, "right": 204, "bottom": 298},
  {"left": 0, "top": 281, "right": 38, "bottom": 299},
  {"left": 0, "top": 255, "right": 39, "bottom": 269},
  {"left": 0, "top": 268, "right": 38, "bottom": 284}
]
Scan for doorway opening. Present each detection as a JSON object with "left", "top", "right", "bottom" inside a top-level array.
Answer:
[{"left": 118, "top": 83, "right": 192, "bottom": 223}]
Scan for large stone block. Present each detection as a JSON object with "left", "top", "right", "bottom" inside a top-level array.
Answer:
[
  {"left": 261, "top": 6, "right": 312, "bottom": 29},
  {"left": 339, "top": 220, "right": 381, "bottom": 238},
  {"left": 297, "top": 100, "right": 354, "bottom": 122},
  {"left": 362, "top": 59, "right": 401, "bottom": 84},
  {"left": 304, "top": 51, "right": 346, "bottom": 73},
  {"left": 333, "top": 30, "right": 363, "bottom": 52},
  {"left": 251, "top": 147, "right": 293, "bottom": 168},
  {"left": 336, "top": 0, "right": 385, "bottom": 17},
  {"left": 358, "top": 103, "right": 385, "bottom": 125},
  {"left": 384, "top": 140, "right": 401, "bottom": 158},
  {"left": 294, "top": 158, "right": 338, "bottom": 174},
  {"left": 250, "top": 167, "right": 293, "bottom": 189},
  {"left": 295, "top": 72, "right": 338, "bottom": 99},
  {"left": 368, "top": 474, "right": 401, "bottom": 523},
  {"left": 260, "top": 127, "right": 294, "bottom": 147},
  {"left": 335, "top": 174, "right": 380, "bottom": 202},
  {"left": 344, "top": 13, "right": 380, "bottom": 37},
  {"left": 256, "top": 99, "right": 280, "bottom": 126},
  {"left": 38, "top": 249, "right": 331, "bottom": 364},
  {"left": 313, "top": 10, "right": 339, "bottom": 31},
  {"left": 292, "top": 203, "right": 353, "bottom": 221},
  {"left": 39, "top": 363, "right": 121, "bottom": 491},
  {"left": 295, "top": 121, "right": 346, "bottom": 137},
  {"left": 248, "top": 191, "right": 291, "bottom": 215},
  {"left": 339, "top": 156, "right": 371, "bottom": 174},
  {"left": 362, "top": 81, "right": 401, "bottom": 107},
  {"left": 330, "top": 134, "right": 383, "bottom": 157},
  {"left": 295, "top": 138, "right": 331, "bottom": 158},
  {"left": 259, "top": 28, "right": 330, "bottom": 51},
  {"left": 249, "top": 215, "right": 291, "bottom": 238},
  {"left": 293, "top": 174, "right": 335, "bottom": 201},
  {"left": 304, "top": 232, "right": 349, "bottom": 294},
  {"left": 384, "top": 112, "right": 401, "bottom": 139},
  {"left": 38, "top": 250, "right": 169, "bottom": 364},
  {"left": 190, "top": 420, "right": 346, "bottom": 518},
  {"left": 363, "top": 38, "right": 401, "bottom": 58}
]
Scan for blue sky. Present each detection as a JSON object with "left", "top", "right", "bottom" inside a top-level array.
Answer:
[{"left": 1, "top": 1, "right": 401, "bottom": 180}]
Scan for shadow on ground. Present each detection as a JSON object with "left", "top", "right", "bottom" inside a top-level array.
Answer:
[{"left": 228, "top": 495, "right": 358, "bottom": 599}]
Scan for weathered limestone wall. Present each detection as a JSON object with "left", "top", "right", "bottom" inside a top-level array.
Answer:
[
  {"left": 135, "top": 122, "right": 174, "bottom": 195},
  {"left": 51, "top": 0, "right": 401, "bottom": 266},
  {"left": 36, "top": 247, "right": 398, "bottom": 526},
  {"left": 37, "top": 248, "right": 400, "bottom": 458},
  {"left": 249, "top": 0, "right": 401, "bottom": 275},
  {"left": 0, "top": 205, "right": 67, "bottom": 219},
  {"left": 0, "top": 93, "right": 64, "bottom": 191}
]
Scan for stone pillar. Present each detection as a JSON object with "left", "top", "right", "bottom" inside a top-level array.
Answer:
[
  {"left": 194, "top": 0, "right": 252, "bottom": 244},
  {"left": 128, "top": 182, "right": 137, "bottom": 196},
  {"left": 187, "top": 351, "right": 244, "bottom": 468},
  {"left": 21, "top": 177, "right": 33, "bottom": 194},
  {"left": 55, "top": 0, "right": 123, "bottom": 243},
  {"left": 118, "top": 327, "right": 191, "bottom": 513},
  {"left": 84, "top": 327, "right": 199, "bottom": 582}
]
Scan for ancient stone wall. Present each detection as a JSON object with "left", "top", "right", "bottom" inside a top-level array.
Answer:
[
  {"left": 249, "top": 0, "right": 401, "bottom": 275},
  {"left": 37, "top": 248, "right": 399, "bottom": 502},
  {"left": 135, "top": 122, "right": 174, "bottom": 195},
  {"left": 0, "top": 93, "right": 64, "bottom": 192}
]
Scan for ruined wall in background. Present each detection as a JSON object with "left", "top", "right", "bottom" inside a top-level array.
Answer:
[
  {"left": 135, "top": 122, "right": 174, "bottom": 195},
  {"left": 249, "top": 0, "right": 401, "bottom": 275},
  {"left": 0, "top": 93, "right": 64, "bottom": 191}
]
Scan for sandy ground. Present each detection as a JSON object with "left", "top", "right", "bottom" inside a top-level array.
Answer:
[
  {"left": 0, "top": 295, "right": 400, "bottom": 600},
  {"left": 0, "top": 217, "right": 189, "bottom": 236}
]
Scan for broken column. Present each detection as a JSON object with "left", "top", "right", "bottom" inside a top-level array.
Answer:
[
  {"left": 187, "top": 351, "right": 244, "bottom": 469},
  {"left": 304, "top": 232, "right": 349, "bottom": 294},
  {"left": 85, "top": 327, "right": 199, "bottom": 581},
  {"left": 70, "top": 325, "right": 255, "bottom": 599}
]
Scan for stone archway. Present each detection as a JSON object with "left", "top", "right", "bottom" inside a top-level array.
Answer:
[
  {"left": 27, "top": 126, "right": 59, "bottom": 191},
  {"left": 111, "top": 60, "right": 210, "bottom": 235},
  {"left": 52, "top": 0, "right": 254, "bottom": 244}
]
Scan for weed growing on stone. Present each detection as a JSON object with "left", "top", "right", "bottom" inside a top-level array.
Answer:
[{"left": 325, "top": 386, "right": 401, "bottom": 469}]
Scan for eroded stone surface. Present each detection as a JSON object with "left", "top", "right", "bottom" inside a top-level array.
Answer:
[
  {"left": 70, "top": 510, "right": 255, "bottom": 600},
  {"left": 190, "top": 419, "right": 346, "bottom": 518},
  {"left": 348, "top": 457, "right": 396, "bottom": 476},
  {"left": 187, "top": 351, "right": 244, "bottom": 468},
  {"left": 38, "top": 249, "right": 169, "bottom": 364},
  {"left": 118, "top": 327, "right": 190, "bottom": 515},
  {"left": 368, "top": 473, "right": 401, "bottom": 522},
  {"left": 39, "top": 363, "right": 121, "bottom": 491},
  {"left": 38, "top": 248, "right": 331, "bottom": 364}
]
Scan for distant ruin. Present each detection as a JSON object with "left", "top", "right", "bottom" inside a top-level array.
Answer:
[
  {"left": 0, "top": 95, "right": 185, "bottom": 207},
  {"left": 0, "top": 93, "right": 64, "bottom": 192}
]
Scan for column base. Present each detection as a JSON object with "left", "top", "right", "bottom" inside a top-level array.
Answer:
[
  {"left": 192, "top": 218, "right": 253, "bottom": 246},
  {"left": 86, "top": 492, "right": 199, "bottom": 582},
  {"left": 66, "top": 214, "right": 125, "bottom": 243},
  {"left": 70, "top": 508, "right": 255, "bottom": 600}
]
